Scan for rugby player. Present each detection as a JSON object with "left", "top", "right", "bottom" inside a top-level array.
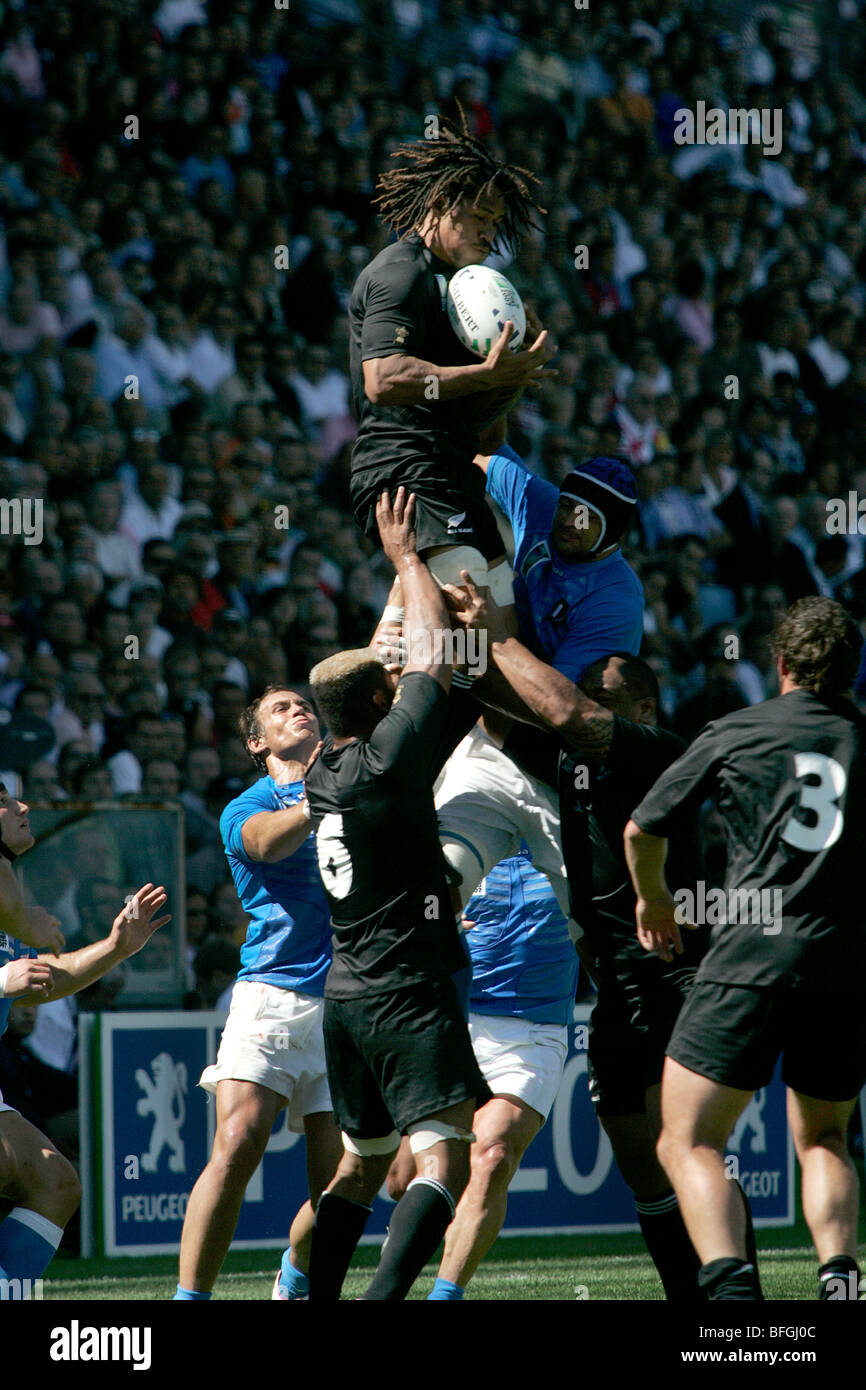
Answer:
[
  {"left": 351, "top": 110, "right": 555, "bottom": 605},
  {"left": 388, "top": 850, "right": 577, "bottom": 1301},
  {"left": 625, "top": 596, "right": 866, "bottom": 1301},
  {"left": 0, "top": 783, "right": 168, "bottom": 1291},
  {"left": 434, "top": 441, "right": 642, "bottom": 919},
  {"left": 305, "top": 488, "right": 489, "bottom": 1301},
  {"left": 174, "top": 688, "right": 341, "bottom": 1302},
  {"left": 444, "top": 580, "right": 718, "bottom": 1298}
]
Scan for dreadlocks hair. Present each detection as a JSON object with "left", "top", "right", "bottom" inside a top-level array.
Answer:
[{"left": 373, "top": 104, "right": 546, "bottom": 256}]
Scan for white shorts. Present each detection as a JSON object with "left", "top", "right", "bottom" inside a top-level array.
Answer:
[
  {"left": 199, "top": 981, "right": 331, "bottom": 1132},
  {"left": 435, "top": 725, "right": 570, "bottom": 916},
  {"left": 469, "top": 1012, "right": 568, "bottom": 1121}
]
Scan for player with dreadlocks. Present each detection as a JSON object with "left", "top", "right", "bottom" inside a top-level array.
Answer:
[{"left": 349, "top": 110, "right": 556, "bottom": 606}]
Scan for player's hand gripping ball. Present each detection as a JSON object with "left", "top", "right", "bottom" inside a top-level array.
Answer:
[{"left": 447, "top": 265, "right": 526, "bottom": 357}]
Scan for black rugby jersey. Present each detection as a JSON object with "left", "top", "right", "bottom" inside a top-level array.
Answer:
[
  {"left": 632, "top": 690, "right": 866, "bottom": 991},
  {"left": 306, "top": 673, "right": 475, "bottom": 999},
  {"left": 349, "top": 233, "right": 505, "bottom": 481}
]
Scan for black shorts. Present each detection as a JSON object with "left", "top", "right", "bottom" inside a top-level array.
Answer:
[
  {"left": 323, "top": 976, "right": 491, "bottom": 1139},
  {"left": 588, "top": 959, "right": 695, "bottom": 1117},
  {"left": 667, "top": 978, "right": 866, "bottom": 1100},
  {"left": 351, "top": 455, "right": 504, "bottom": 561}
]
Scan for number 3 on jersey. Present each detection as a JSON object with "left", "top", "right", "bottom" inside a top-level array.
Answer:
[{"left": 781, "top": 752, "right": 846, "bottom": 852}]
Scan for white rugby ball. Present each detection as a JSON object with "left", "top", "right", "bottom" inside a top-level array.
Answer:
[{"left": 446, "top": 265, "right": 526, "bottom": 358}]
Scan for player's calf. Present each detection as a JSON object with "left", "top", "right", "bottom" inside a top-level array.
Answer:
[
  {"left": 0, "top": 1115, "right": 80, "bottom": 1285},
  {"left": 430, "top": 1097, "right": 541, "bottom": 1298},
  {"left": 362, "top": 1111, "right": 475, "bottom": 1301}
]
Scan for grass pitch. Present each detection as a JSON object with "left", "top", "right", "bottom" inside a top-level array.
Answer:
[{"left": 44, "top": 1219, "right": 855, "bottom": 1301}]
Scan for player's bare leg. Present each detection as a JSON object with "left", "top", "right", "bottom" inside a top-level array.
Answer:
[
  {"left": 600, "top": 1108, "right": 669, "bottom": 1198},
  {"left": 787, "top": 1089, "right": 859, "bottom": 1283},
  {"left": 385, "top": 1135, "right": 415, "bottom": 1202},
  {"left": 433, "top": 1095, "right": 542, "bottom": 1293},
  {"left": 0, "top": 1111, "right": 81, "bottom": 1284},
  {"left": 657, "top": 1058, "right": 754, "bottom": 1276},
  {"left": 178, "top": 1079, "right": 284, "bottom": 1293}
]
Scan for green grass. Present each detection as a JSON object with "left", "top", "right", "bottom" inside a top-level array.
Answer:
[{"left": 42, "top": 1217, "right": 863, "bottom": 1301}]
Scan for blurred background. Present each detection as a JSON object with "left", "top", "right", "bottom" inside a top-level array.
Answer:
[{"left": 0, "top": 0, "right": 864, "bottom": 1060}]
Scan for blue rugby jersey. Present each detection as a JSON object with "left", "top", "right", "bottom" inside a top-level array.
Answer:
[
  {"left": 465, "top": 848, "right": 577, "bottom": 1026},
  {"left": 486, "top": 444, "right": 644, "bottom": 681},
  {"left": 220, "top": 777, "right": 332, "bottom": 995},
  {"left": 0, "top": 931, "right": 37, "bottom": 1040}
]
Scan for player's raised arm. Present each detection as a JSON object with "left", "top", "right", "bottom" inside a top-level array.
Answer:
[
  {"left": 446, "top": 572, "right": 617, "bottom": 760},
  {"left": 23, "top": 883, "right": 170, "bottom": 1004},
  {"left": 376, "top": 487, "right": 452, "bottom": 693}
]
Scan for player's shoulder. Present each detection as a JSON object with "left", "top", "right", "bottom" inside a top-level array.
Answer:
[
  {"left": 354, "top": 235, "right": 434, "bottom": 295},
  {"left": 609, "top": 551, "right": 644, "bottom": 595},
  {"left": 388, "top": 669, "right": 448, "bottom": 717},
  {"left": 219, "top": 777, "right": 274, "bottom": 832}
]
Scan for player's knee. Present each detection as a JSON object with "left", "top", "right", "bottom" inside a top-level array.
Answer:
[
  {"left": 655, "top": 1127, "right": 676, "bottom": 1175},
  {"left": 29, "top": 1149, "right": 81, "bottom": 1223},
  {"left": 0, "top": 1144, "right": 14, "bottom": 1195},
  {"left": 386, "top": 1168, "right": 410, "bottom": 1202},
  {"left": 471, "top": 1136, "right": 518, "bottom": 1193},
  {"left": 212, "top": 1120, "right": 267, "bottom": 1183},
  {"left": 55, "top": 1156, "right": 82, "bottom": 1221},
  {"left": 800, "top": 1123, "right": 849, "bottom": 1155},
  {"left": 334, "top": 1155, "right": 382, "bottom": 1206}
]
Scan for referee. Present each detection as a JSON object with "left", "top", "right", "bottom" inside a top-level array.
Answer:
[
  {"left": 305, "top": 488, "right": 488, "bottom": 1302},
  {"left": 350, "top": 110, "right": 555, "bottom": 603},
  {"left": 625, "top": 596, "right": 866, "bottom": 1301}
]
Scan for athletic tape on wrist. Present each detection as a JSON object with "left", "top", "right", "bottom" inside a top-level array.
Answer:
[
  {"left": 0, "top": 963, "right": 10, "bottom": 998},
  {"left": 382, "top": 605, "right": 404, "bottom": 624}
]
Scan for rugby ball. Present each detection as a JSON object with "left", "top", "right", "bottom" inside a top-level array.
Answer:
[{"left": 446, "top": 265, "right": 526, "bottom": 358}]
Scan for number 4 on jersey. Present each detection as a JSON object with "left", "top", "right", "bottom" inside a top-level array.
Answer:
[{"left": 781, "top": 752, "right": 846, "bottom": 853}]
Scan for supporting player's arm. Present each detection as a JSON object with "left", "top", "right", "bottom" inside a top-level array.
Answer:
[
  {"left": 445, "top": 573, "right": 615, "bottom": 761},
  {"left": 368, "top": 575, "right": 406, "bottom": 671},
  {"left": 7, "top": 883, "right": 170, "bottom": 1004},
  {"left": 622, "top": 822, "right": 681, "bottom": 963},
  {"left": 376, "top": 488, "right": 452, "bottom": 693}
]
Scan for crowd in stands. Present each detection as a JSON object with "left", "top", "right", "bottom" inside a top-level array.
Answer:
[{"left": 0, "top": 0, "right": 864, "bottom": 1032}]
